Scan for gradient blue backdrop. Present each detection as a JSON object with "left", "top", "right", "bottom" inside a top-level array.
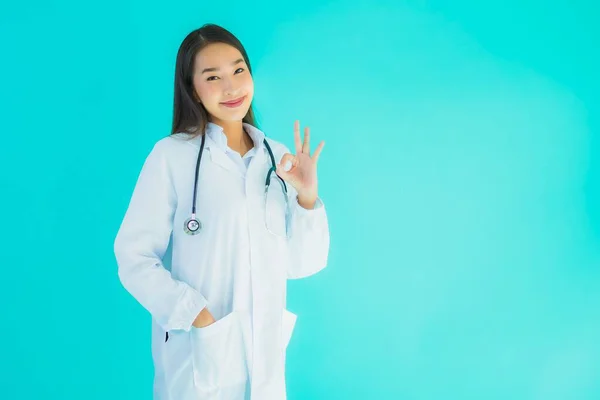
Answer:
[{"left": 1, "top": 0, "right": 599, "bottom": 398}]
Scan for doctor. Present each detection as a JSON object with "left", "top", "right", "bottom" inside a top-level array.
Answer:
[{"left": 113, "top": 23, "right": 330, "bottom": 400}]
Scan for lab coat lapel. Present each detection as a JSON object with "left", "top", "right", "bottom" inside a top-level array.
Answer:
[
  {"left": 247, "top": 144, "right": 270, "bottom": 186},
  {"left": 203, "top": 134, "right": 245, "bottom": 179}
]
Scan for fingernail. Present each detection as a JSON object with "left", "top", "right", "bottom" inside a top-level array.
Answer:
[{"left": 284, "top": 160, "right": 292, "bottom": 171}]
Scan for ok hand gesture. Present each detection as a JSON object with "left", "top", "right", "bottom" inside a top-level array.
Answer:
[{"left": 276, "top": 120, "right": 325, "bottom": 208}]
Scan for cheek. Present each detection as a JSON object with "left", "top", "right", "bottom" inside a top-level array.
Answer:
[
  {"left": 197, "top": 81, "right": 220, "bottom": 103},
  {"left": 242, "top": 76, "right": 254, "bottom": 97}
]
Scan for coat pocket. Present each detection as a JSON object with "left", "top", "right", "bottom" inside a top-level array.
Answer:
[
  {"left": 265, "top": 179, "right": 289, "bottom": 237},
  {"left": 190, "top": 310, "right": 249, "bottom": 397}
]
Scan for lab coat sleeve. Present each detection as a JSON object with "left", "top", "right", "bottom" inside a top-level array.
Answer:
[
  {"left": 114, "top": 140, "right": 208, "bottom": 332},
  {"left": 284, "top": 149, "right": 331, "bottom": 279}
]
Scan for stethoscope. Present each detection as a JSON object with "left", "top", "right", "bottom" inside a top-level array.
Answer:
[{"left": 184, "top": 132, "right": 288, "bottom": 235}]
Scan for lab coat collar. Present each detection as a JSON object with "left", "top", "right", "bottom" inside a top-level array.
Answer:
[
  {"left": 205, "top": 121, "right": 266, "bottom": 153},
  {"left": 184, "top": 122, "right": 269, "bottom": 176}
]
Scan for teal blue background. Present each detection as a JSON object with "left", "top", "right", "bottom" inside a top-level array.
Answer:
[{"left": 1, "top": 0, "right": 599, "bottom": 398}]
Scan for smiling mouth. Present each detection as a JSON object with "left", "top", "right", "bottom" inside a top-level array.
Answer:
[{"left": 220, "top": 95, "right": 246, "bottom": 107}]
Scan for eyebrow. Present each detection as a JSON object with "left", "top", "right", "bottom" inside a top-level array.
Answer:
[{"left": 201, "top": 58, "right": 245, "bottom": 74}]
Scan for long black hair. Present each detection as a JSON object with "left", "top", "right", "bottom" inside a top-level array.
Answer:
[{"left": 170, "top": 24, "right": 258, "bottom": 137}]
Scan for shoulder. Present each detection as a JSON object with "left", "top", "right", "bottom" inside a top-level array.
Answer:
[
  {"left": 158, "top": 132, "right": 199, "bottom": 150},
  {"left": 137, "top": 133, "right": 198, "bottom": 173},
  {"left": 149, "top": 132, "right": 198, "bottom": 157}
]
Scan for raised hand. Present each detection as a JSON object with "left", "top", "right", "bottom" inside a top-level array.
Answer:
[{"left": 275, "top": 120, "right": 325, "bottom": 209}]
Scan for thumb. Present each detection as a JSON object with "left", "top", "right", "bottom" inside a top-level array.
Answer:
[
  {"left": 275, "top": 164, "right": 292, "bottom": 182},
  {"left": 276, "top": 153, "right": 297, "bottom": 182},
  {"left": 277, "top": 154, "right": 294, "bottom": 172},
  {"left": 279, "top": 153, "right": 296, "bottom": 170}
]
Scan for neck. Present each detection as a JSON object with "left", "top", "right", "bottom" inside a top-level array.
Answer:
[{"left": 210, "top": 118, "right": 253, "bottom": 155}]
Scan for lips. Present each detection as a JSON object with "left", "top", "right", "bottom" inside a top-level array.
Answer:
[{"left": 220, "top": 95, "right": 246, "bottom": 107}]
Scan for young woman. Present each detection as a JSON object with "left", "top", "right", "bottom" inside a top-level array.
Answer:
[{"left": 113, "top": 23, "right": 330, "bottom": 400}]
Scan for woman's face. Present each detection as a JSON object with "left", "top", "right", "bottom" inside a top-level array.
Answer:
[{"left": 192, "top": 42, "right": 254, "bottom": 125}]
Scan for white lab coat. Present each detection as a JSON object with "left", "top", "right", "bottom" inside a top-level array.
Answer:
[{"left": 113, "top": 122, "right": 330, "bottom": 400}]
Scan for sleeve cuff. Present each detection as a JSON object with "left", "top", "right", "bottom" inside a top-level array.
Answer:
[
  {"left": 174, "top": 287, "right": 208, "bottom": 331},
  {"left": 293, "top": 195, "right": 324, "bottom": 216}
]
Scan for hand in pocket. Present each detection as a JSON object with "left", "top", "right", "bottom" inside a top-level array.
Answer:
[{"left": 192, "top": 307, "right": 216, "bottom": 328}]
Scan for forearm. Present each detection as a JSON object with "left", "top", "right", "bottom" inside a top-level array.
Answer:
[
  {"left": 115, "top": 233, "right": 208, "bottom": 332},
  {"left": 287, "top": 195, "right": 330, "bottom": 279}
]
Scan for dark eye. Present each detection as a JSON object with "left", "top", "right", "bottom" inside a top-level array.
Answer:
[
  {"left": 206, "top": 76, "right": 218, "bottom": 81},
  {"left": 235, "top": 68, "right": 245, "bottom": 74}
]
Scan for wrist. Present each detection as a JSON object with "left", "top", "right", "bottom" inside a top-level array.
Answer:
[
  {"left": 297, "top": 192, "right": 317, "bottom": 209},
  {"left": 192, "top": 307, "right": 211, "bottom": 327}
]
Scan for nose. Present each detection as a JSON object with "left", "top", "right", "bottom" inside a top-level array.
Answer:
[{"left": 222, "top": 76, "right": 237, "bottom": 95}]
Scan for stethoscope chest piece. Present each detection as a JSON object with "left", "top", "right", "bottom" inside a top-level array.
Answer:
[{"left": 184, "top": 216, "right": 201, "bottom": 235}]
